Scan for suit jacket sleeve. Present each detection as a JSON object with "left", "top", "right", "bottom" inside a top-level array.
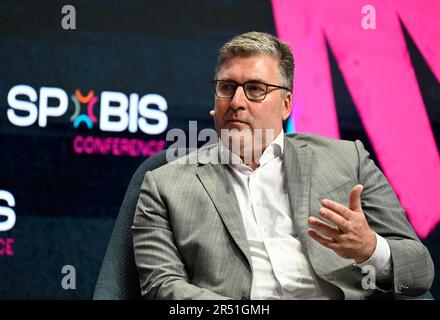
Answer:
[
  {"left": 132, "top": 170, "right": 231, "bottom": 300},
  {"left": 355, "top": 140, "right": 434, "bottom": 296}
]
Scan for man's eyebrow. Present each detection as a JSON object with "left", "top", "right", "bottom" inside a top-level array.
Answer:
[
  {"left": 246, "top": 78, "right": 265, "bottom": 83},
  {"left": 217, "top": 78, "right": 235, "bottom": 81},
  {"left": 217, "top": 78, "right": 266, "bottom": 83}
]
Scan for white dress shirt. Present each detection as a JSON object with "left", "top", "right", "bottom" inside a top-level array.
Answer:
[{"left": 219, "top": 130, "right": 392, "bottom": 299}]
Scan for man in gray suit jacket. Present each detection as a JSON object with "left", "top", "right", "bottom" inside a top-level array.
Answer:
[{"left": 132, "top": 32, "right": 434, "bottom": 299}]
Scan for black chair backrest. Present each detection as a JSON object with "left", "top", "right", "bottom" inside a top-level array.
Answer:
[{"left": 93, "top": 150, "right": 169, "bottom": 299}]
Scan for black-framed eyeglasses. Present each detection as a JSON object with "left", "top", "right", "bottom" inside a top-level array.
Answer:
[{"left": 211, "top": 79, "right": 291, "bottom": 102}]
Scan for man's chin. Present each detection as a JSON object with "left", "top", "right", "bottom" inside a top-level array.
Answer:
[{"left": 224, "top": 122, "right": 250, "bottom": 131}]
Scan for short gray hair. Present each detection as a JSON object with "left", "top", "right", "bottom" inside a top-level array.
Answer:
[{"left": 215, "top": 31, "right": 294, "bottom": 91}]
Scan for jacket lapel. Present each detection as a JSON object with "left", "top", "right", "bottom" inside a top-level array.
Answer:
[
  {"left": 195, "top": 146, "right": 252, "bottom": 270},
  {"left": 283, "top": 136, "right": 313, "bottom": 253},
  {"left": 284, "top": 136, "right": 353, "bottom": 283}
]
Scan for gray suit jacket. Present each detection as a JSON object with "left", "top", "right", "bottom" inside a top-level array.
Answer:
[{"left": 132, "top": 133, "right": 434, "bottom": 299}]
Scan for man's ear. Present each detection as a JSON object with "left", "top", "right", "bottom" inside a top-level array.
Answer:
[{"left": 282, "top": 91, "right": 293, "bottom": 121}]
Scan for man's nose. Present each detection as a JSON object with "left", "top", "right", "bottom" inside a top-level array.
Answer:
[{"left": 229, "top": 85, "right": 247, "bottom": 110}]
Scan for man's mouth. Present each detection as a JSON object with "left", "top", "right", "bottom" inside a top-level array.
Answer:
[{"left": 227, "top": 119, "right": 247, "bottom": 124}]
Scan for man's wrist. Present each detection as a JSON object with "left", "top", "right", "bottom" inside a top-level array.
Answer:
[{"left": 354, "top": 231, "right": 377, "bottom": 264}]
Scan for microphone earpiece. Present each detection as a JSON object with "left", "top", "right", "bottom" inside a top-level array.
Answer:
[{"left": 209, "top": 109, "right": 216, "bottom": 116}]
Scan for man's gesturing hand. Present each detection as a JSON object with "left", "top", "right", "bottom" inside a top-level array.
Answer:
[{"left": 307, "top": 184, "right": 377, "bottom": 263}]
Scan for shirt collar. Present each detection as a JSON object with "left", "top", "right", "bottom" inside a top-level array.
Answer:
[
  {"left": 218, "top": 129, "right": 284, "bottom": 169},
  {"left": 259, "top": 130, "right": 284, "bottom": 166}
]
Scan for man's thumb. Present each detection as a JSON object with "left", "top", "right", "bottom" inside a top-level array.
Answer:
[{"left": 350, "top": 184, "right": 363, "bottom": 211}]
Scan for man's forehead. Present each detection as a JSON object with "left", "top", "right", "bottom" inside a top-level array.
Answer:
[
  {"left": 217, "top": 54, "right": 279, "bottom": 80},
  {"left": 220, "top": 53, "right": 278, "bottom": 67}
]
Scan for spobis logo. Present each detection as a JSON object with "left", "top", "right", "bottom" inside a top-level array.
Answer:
[
  {"left": 6, "top": 84, "right": 168, "bottom": 134},
  {"left": 5, "top": 85, "right": 168, "bottom": 157},
  {"left": 0, "top": 190, "right": 15, "bottom": 256}
]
